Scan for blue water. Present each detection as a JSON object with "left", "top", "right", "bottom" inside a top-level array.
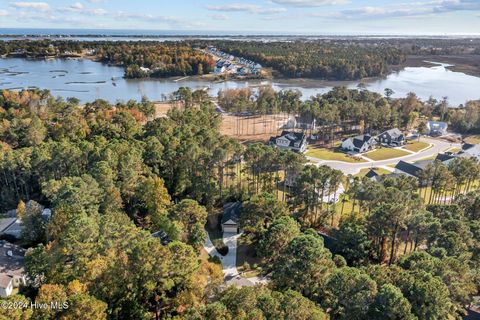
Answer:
[{"left": 1, "top": 58, "right": 479, "bottom": 105}]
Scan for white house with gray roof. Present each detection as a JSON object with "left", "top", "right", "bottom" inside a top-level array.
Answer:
[
  {"left": 342, "top": 134, "right": 376, "bottom": 153},
  {"left": 269, "top": 131, "right": 307, "bottom": 153},
  {"left": 221, "top": 202, "right": 242, "bottom": 234},
  {"left": 426, "top": 121, "right": 448, "bottom": 136}
]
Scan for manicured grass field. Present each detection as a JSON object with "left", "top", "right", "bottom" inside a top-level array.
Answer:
[
  {"left": 306, "top": 147, "right": 367, "bottom": 163},
  {"left": 403, "top": 141, "right": 430, "bottom": 152},
  {"left": 364, "top": 148, "right": 411, "bottom": 161}
]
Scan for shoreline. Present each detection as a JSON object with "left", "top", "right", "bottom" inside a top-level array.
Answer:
[
  {"left": 392, "top": 55, "right": 480, "bottom": 77},
  {"left": 2, "top": 54, "right": 480, "bottom": 84}
]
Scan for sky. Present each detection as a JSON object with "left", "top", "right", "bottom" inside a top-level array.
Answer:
[{"left": 0, "top": 0, "right": 479, "bottom": 35}]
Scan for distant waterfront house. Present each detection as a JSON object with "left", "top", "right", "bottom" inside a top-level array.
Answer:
[
  {"left": 426, "top": 121, "right": 448, "bottom": 136},
  {"left": 341, "top": 134, "right": 376, "bottom": 153},
  {"left": 221, "top": 202, "right": 242, "bottom": 234},
  {"left": 0, "top": 241, "right": 26, "bottom": 297},
  {"left": 214, "top": 60, "right": 228, "bottom": 74},
  {"left": 378, "top": 128, "right": 405, "bottom": 147},
  {"left": 269, "top": 131, "right": 308, "bottom": 153}
]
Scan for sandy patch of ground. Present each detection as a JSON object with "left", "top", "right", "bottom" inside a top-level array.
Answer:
[
  {"left": 154, "top": 102, "right": 178, "bottom": 118},
  {"left": 220, "top": 114, "right": 290, "bottom": 142},
  {"left": 154, "top": 102, "right": 289, "bottom": 142}
]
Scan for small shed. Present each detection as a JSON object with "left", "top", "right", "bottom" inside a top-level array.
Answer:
[{"left": 221, "top": 202, "right": 242, "bottom": 234}]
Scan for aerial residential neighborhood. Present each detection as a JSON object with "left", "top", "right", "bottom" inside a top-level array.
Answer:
[
  {"left": 206, "top": 46, "right": 263, "bottom": 77},
  {"left": 1, "top": 1, "right": 480, "bottom": 319}
]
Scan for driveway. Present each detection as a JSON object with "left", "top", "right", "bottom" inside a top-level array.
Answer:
[
  {"left": 308, "top": 137, "right": 459, "bottom": 175},
  {"left": 203, "top": 231, "right": 268, "bottom": 287},
  {"left": 222, "top": 232, "right": 241, "bottom": 282}
]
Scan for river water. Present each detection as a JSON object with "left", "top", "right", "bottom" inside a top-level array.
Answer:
[{"left": 1, "top": 57, "right": 479, "bottom": 106}]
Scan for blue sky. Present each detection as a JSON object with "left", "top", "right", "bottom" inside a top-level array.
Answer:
[{"left": 0, "top": 0, "right": 479, "bottom": 35}]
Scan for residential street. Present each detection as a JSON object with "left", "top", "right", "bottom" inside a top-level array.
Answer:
[{"left": 308, "top": 137, "right": 460, "bottom": 175}]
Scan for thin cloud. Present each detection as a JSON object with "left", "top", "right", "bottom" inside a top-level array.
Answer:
[
  {"left": 0, "top": 9, "right": 9, "bottom": 16},
  {"left": 313, "top": 0, "right": 480, "bottom": 20},
  {"left": 206, "top": 4, "right": 287, "bottom": 15},
  {"left": 208, "top": 13, "right": 229, "bottom": 21},
  {"left": 57, "top": 4, "right": 108, "bottom": 16},
  {"left": 70, "top": 2, "right": 84, "bottom": 10},
  {"left": 11, "top": 2, "right": 50, "bottom": 11},
  {"left": 270, "top": 0, "right": 349, "bottom": 7},
  {"left": 114, "top": 11, "right": 204, "bottom": 28}
]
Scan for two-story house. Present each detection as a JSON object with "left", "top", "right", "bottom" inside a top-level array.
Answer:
[
  {"left": 378, "top": 128, "right": 405, "bottom": 147},
  {"left": 269, "top": 131, "right": 308, "bottom": 153},
  {"left": 426, "top": 121, "right": 448, "bottom": 136},
  {"left": 341, "top": 134, "right": 376, "bottom": 153}
]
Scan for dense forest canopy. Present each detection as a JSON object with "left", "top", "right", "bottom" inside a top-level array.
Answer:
[
  {"left": 210, "top": 40, "right": 405, "bottom": 79},
  {"left": 0, "top": 87, "right": 479, "bottom": 319}
]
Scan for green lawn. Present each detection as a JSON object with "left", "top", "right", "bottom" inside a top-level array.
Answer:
[
  {"left": 445, "top": 147, "right": 461, "bottom": 153},
  {"left": 355, "top": 167, "right": 392, "bottom": 177},
  {"left": 416, "top": 154, "right": 437, "bottom": 161},
  {"left": 464, "top": 135, "right": 480, "bottom": 144},
  {"left": 306, "top": 147, "right": 367, "bottom": 163},
  {"left": 403, "top": 141, "right": 430, "bottom": 152},
  {"left": 364, "top": 148, "right": 410, "bottom": 161}
]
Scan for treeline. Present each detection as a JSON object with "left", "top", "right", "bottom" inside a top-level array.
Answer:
[
  {"left": 217, "top": 86, "right": 454, "bottom": 142},
  {"left": 218, "top": 86, "right": 480, "bottom": 138},
  {"left": 449, "top": 100, "right": 480, "bottom": 133},
  {"left": 0, "top": 40, "right": 215, "bottom": 78},
  {"left": 207, "top": 40, "right": 405, "bottom": 80},
  {"left": 0, "top": 39, "right": 83, "bottom": 57}
]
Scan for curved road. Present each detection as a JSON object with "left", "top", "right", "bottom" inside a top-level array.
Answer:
[{"left": 308, "top": 137, "right": 460, "bottom": 175}]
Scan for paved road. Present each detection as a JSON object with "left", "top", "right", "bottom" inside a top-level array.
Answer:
[{"left": 308, "top": 137, "right": 460, "bottom": 175}]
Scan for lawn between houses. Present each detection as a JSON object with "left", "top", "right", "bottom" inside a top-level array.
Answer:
[
  {"left": 306, "top": 146, "right": 367, "bottom": 163},
  {"left": 402, "top": 141, "right": 431, "bottom": 152},
  {"left": 464, "top": 135, "right": 480, "bottom": 144},
  {"left": 355, "top": 167, "right": 392, "bottom": 177},
  {"left": 364, "top": 147, "right": 411, "bottom": 161}
]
